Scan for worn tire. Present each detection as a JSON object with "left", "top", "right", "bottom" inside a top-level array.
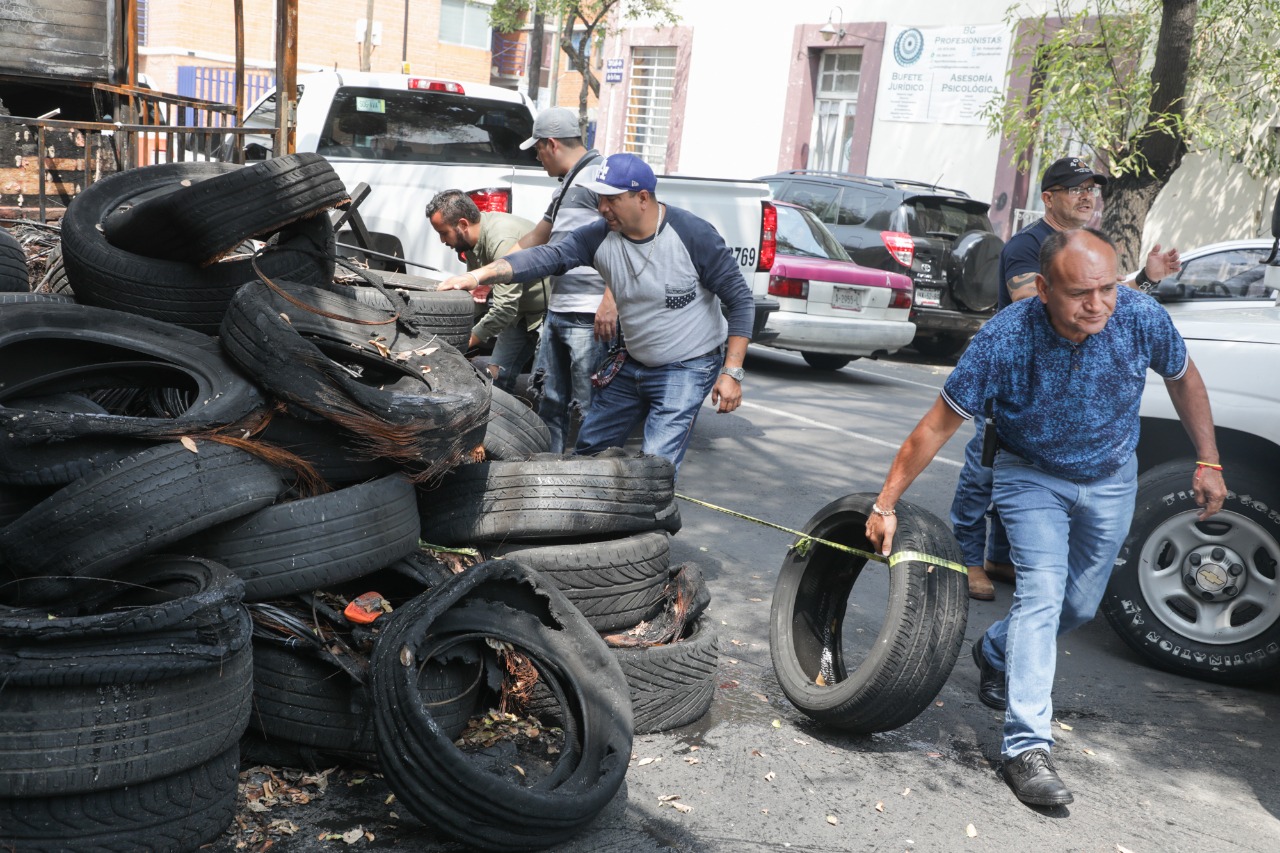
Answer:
[
  {"left": 220, "top": 280, "right": 491, "bottom": 477},
  {"left": 249, "top": 642, "right": 378, "bottom": 757},
  {"left": 103, "top": 154, "right": 349, "bottom": 264},
  {"left": 481, "top": 385, "right": 552, "bottom": 460},
  {"left": 0, "top": 644, "right": 251, "bottom": 796},
  {"left": 0, "top": 442, "right": 286, "bottom": 604},
  {"left": 769, "top": 493, "right": 968, "bottom": 732},
  {"left": 256, "top": 410, "right": 397, "bottom": 484},
  {"left": 420, "top": 451, "right": 680, "bottom": 545},
  {"left": 61, "top": 162, "right": 334, "bottom": 333},
  {"left": 347, "top": 278, "right": 472, "bottom": 351},
  {"left": 0, "top": 301, "right": 266, "bottom": 468},
  {"left": 612, "top": 613, "right": 719, "bottom": 734},
  {"left": 181, "top": 474, "right": 421, "bottom": 601},
  {"left": 370, "top": 560, "right": 633, "bottom": 851},
  {"left": 487, "top": 531, "right": 671, "bottom": 631},
  {"left": 1102, "top": 460, "right": 1280, "bottom": 684},
  {"left": 0, "top": 746, "right": 239, "bottom": 853},
  {"left": 0, "top": 226, "right": 29, "bottom": 292}
]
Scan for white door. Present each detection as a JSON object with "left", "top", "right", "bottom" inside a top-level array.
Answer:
[{"left": 808, "top": 49, "right": 861, "bottom": 172}]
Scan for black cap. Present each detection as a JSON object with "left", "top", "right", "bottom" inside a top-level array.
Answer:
[{"left": 1040, "top": 157, "right": 1108, "bottom": 192}]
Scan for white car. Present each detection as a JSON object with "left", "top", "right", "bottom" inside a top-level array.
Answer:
[
  {"left": 1102, "top": 299, "right": 1280, "bottom": 684},
  {"left": 1130, "top": 238, "right": 1277, "bottom": 311}
]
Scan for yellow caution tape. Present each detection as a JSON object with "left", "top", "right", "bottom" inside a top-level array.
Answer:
[{"left": 673, "top": 493, "right": 968, "bottom": 576}]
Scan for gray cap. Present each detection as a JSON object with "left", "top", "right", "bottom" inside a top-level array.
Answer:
[{"left": 519, "top": 107, "right": 581, "bottom": 150}]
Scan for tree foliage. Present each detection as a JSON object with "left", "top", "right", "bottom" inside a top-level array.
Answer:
[
  {"left": 490, "top": 0, "right": 679, "bottom": 123},
  {"left": 983, "top": 0, "right": 1280, "bottom": 265}
]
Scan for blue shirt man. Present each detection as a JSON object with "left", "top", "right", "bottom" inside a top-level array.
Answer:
[{"left": 866, "top": 228, "right": 1225, "bottom": 808}]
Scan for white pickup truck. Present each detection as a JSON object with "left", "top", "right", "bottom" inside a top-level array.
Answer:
[{"left": 232, "top": 71, "right": 778, "bottom": 338}]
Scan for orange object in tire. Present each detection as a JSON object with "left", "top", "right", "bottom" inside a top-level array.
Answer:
[{"left": 344, "top": 591, "right": 388, "bottom": 624}]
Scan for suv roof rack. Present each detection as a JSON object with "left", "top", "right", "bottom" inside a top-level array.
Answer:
[{"left": 778, "top": 169, "right": 972, "bottom": 199}]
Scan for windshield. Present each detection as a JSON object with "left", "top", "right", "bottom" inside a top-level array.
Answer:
[
  {"left": 316, "top": 87, "right": 538, "bottom": 165},
  {"left": 775, "top": 204, "right": 852, "bottom": 261}
]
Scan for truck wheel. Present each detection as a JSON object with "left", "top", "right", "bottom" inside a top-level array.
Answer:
[
  {"left": 769, "top": 493, "right": 968, "bottom": 733},
  {"left": 1102, "top": 460, "right": 1280, "bottom": 684},
  {"left": 801, "top": 352, "right": 853, "bottom": 371}
]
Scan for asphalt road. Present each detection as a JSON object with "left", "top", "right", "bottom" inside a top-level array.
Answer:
[{"left": 213, "top": 344, "right": 1280, "bottom": 853}]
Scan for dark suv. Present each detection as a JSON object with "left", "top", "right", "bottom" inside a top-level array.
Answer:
[{"left": 758, "top": 170, "right": 1004, "bottom": 357}]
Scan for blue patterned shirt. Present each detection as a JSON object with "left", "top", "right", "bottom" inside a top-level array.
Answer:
[{"left": 942, "top": 286, "right": 1187, "bottom": 481}]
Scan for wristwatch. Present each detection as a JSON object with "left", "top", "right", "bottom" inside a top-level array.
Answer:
[{"left": 720, "top": 366, "right": 745, "bottom": 382}]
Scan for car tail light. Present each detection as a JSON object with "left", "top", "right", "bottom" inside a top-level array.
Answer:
[
  {"left": 768, "top": 276, "right": 807, "bottom": 299},
  {"left": 758, "top": 201, "right": 777, "bottom": 271},
  {"left": 889, "top": 289, "right": 913, "bottom": 309},
  {"left": 469, "top": 188, "right": 510, "bottom": 213},
  {"left": 881, "top": 231, "right": 915, "bottom": 267},
  {"left": 408, "top": 78, "right": 465, "bottom": 94}
]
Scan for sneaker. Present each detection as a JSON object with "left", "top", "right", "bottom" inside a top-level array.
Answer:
[{"left": 1002, "top": 748, "right": 1074, "bottom": 806}]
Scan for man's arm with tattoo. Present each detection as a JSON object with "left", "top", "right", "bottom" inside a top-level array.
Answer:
[{"left": 1007, "top": 271, "right": 1039, "bottom": 302}]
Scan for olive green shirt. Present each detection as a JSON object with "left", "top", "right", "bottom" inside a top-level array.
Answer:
[{"left": 469, "top": 211, "right": 549, "bottom": 343}]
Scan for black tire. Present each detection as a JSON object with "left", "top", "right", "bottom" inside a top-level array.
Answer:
[
  {"left": 420, "top": 451, "right": 680, "bottom": 545},
  {"left": 801, "top": 351, "right": 853, "bottom": 371},
  {"left": 220, "top": 279, "right": 491, "bottom": 478},
  {"left": 0, "top": 441, "right": 286, "bottom": 605},
  {"left": 0, "top": 483, "right": 54, "bottom": 528},
  {"left": 911, "top": 332, "right": 970, "bottom": 359},
  {"left": 0, "top": 644, "right": 251, "bottom": 796},
  {"left": 181, "top": 474, "right": 421, "bottom": 601},
  {"left": 482, "top": 385, "right": 552, "bottom": 460},
  {"left": 102, "top": 154, "right": 350, "bottom": 264},
  {"left": 61, "top": 162, "right": 334, "bottom": 333},
  {"left": 769, "top": 493, "right": 969, "bottom": 733},
  {"left": 612, "top": 613, "right": 719, "bottom": 734},
  {"left": 0, "top": 746, "right": 239, "bottom": 853},
  {"left": 0, "top": 555, "right": 244, "bottom": 639},
  {"left": 0, "top": 301, "right": 266, "bottom": 459},
  {"left": 346, "top": 277, "right": 473, "bottom": 351},
  {"left": 249, "top": 642, "right": 378, "bottom": 757},
  {"left": 487, "top": 531, "right": 671, "bottom": 631},
  {"left": 370, "top": 560, "right": 633, "bottom": 851},
  {"left": 250, "top": 640, "right": 479, "bottom": 755},
  {"left": 950, "top": 230, "right": 1003, "bottom": 312},
  {"left": 34, "top": 244, "right": 71, "bottom": 293},
  {"left": 0, "top": 226, "right": 29, "bottom": 292},
  {"left": 256, "top": 410, "right": 397, "bottom": 484},
  {"left": 0, "top": 291, "right": 74, "bottom": 304},
  {"left": 1102, "top": 460, "right": 1280, "bottom": 684}
]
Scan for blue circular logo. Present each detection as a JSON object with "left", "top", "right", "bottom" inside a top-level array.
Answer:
[{"left": 894, "top": 28, "right": 925, "bottom": 66}]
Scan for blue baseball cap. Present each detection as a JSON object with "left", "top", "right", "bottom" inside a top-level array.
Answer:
[{"left": 584, "top": 153, "right": 657, "bottom": 196}]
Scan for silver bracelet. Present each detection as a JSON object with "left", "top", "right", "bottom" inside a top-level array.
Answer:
[{"left": 871, "top": 502, "right": 896, "bottom": 517}]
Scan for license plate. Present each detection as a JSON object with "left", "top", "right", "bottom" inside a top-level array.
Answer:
[
  {"left": 916, "top": 287, "right": 942, "bottom": 307},
  {"left": 831, "top": 285, "right": 864, "bottom": 311}
]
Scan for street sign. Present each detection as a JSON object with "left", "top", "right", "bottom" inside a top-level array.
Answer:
[{"left": 605, "top": 57, "right": 624, "bottom": 84}]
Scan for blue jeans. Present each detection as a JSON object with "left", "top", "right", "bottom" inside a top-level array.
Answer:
[
  {"left": 531, "top": 311, "right": 607, "bottom": 452},
  {"left": 574, "top": 351, "right": 720, "bottom": 472},
  {"left": 979, "top": 450, "right": 1137, "bottom": 759},
  {"left": 488, "top": 323, "right": 540, "bottom": 394},
  {"left": 950, "top": 420, "right": 1011, "bottom": 567}
]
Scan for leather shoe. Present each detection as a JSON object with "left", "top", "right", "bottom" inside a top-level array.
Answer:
[
  {"left": 972, "top": 640, "right": 1007, "bottom": 710},
  {"left": 1002, "top": 748, "right": 1074, "bottom": 806},
  {"left": 985, "top": 559, "right": 1016, "bottom": 584},
  {"left": 966, "top": 564, "right": 995, "bottom": 600}
]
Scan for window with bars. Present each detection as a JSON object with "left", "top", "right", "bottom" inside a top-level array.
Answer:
[
  {"left": 137, "top": 0, "right": 149, "bottom": 46},
  {"left": 624, "top": 46, "right": 676, "bottom": 170},
  {"left": 440, "top": 0, "right": 491, "bottom": 49}
]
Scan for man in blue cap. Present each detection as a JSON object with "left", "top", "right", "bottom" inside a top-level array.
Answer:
[{"left": 441, "top": 152, "right": 754, "bottom": 471}]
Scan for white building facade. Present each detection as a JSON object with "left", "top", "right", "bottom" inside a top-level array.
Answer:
[{"left": 590, "top": 0, "right": 1274, "bottom": 251}]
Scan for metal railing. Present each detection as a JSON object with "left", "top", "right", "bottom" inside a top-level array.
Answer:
[
  {"left": 491, "top": 33, "right": 528, "bottom": 77},
  {"left": 0, "top": 115, "right": 262, "bottom": 221}
]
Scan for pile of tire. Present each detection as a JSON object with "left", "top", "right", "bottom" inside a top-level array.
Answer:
[{"left": 0, "top": 157, "right": 721, "bottom": 851}]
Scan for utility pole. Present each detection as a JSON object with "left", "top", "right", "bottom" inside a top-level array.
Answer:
[
  {"left": 547, "top": 9, "right": 562, "bottom": 107},
  {"left": 361, "top": 0, "right": 376, "bottom": 71}
]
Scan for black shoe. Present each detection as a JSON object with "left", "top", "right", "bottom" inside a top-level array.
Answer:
[
  {"left": 972, "top": 641, "right": 1007, "bottom": 710},
  {"left": 1002, "top": 748, "right": 1074, "bottom": 806}
]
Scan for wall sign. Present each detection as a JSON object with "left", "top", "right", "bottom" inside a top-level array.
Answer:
[{"left": 875, "top": 24, "right": 1010, "bottom": 125}]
